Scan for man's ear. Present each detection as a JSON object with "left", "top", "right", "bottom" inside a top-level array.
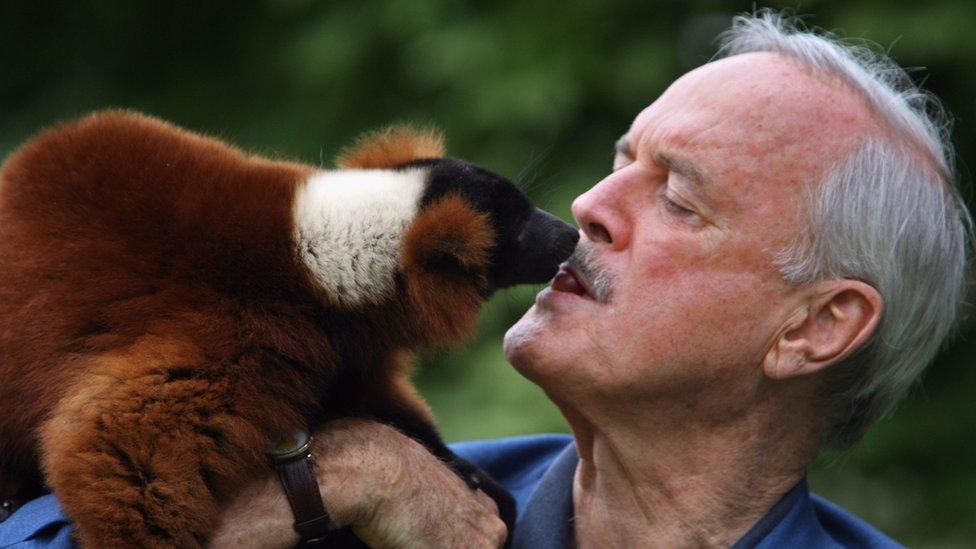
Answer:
[
  {"left": 336, "top": 125, "right": 444, "bottom": 169},
  {"left": 763, "top": 280, "right": 883, "bottom": 380}
]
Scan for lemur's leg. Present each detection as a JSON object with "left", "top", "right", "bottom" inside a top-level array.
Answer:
[
  {"left": 39, "top": 338, "right": 280, "bottom": 548},
  {"left": 354, "top": 373, "right": 517, "bottom": 537}
]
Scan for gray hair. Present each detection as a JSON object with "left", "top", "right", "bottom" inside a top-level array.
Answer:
[{"left": 717, "top": 10, "right": 973, "bottom": 449}]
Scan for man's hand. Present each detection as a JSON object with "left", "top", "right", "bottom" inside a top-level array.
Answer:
[{"left": 209, "top": 418, "right": 507, "bottom": 548}]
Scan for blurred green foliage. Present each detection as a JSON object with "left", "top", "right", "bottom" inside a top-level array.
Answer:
[{"left": 2, "top": 1, "right": 973, "bottom": 546}]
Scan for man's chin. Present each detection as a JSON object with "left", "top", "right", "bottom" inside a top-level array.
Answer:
[{"left": 504, "top": 304, "right": 562, "bottom": 380}]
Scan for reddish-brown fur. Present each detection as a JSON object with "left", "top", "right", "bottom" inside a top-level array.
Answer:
[
  {"left": 335, "top": 125, "right": 444, "bottom": 170},
  {"left": 0, "top": 111, "right": 492, "bottom": 547}
]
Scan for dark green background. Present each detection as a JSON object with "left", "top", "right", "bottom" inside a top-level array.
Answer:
[{"left": 2, "top": 1, "right": 973, "bottom": 546}]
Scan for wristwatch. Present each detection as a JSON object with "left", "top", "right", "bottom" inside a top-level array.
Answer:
[{"left": 268, "top": 429, "right": 334, "bottom": 546}]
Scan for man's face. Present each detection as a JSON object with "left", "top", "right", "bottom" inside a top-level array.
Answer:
[{"left": 504, "top": 52, "right": 876, "bottom": 414}]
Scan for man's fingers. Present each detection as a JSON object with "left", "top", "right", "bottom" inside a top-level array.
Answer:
[
  {"left": 212, "top": 419, "right": 511, "bottom": 549},
  {"left": 473, "top": 488, "right": 500, "bottom": 515},
  {"left": 308, "top": 419, "right": 511, "bottom": 548},
  {"left": 478, "top": 514, "right": 509, "bottom": 548}
]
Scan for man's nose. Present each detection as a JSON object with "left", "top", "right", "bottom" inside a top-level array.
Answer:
[{"left": 571, "top": 178, "right": 627, "bottom": 249}]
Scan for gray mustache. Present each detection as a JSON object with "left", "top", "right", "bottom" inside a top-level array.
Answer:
[{"left": 566, "top": 242, "right": 615, "bottom": 302}]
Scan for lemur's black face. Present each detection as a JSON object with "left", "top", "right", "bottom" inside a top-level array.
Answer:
[{"left": 405, "top": 158, "right": 579, "bottom": 292}]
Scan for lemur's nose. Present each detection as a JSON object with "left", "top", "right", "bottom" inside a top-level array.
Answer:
[
  {"left": 539, "top": 209, "right": 580, "bottom": 263},
  {"left": 506, "top": 208, "right": 579, "bottom": 286}
]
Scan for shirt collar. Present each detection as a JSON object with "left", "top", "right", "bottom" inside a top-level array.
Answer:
[
  {"left": 0, "top": 494, "right": 70, "bottom": 547},
  {"left": 512, "top": 444, "right": 830, "bottom": 549},
  {"left": 512, "top": 442, "right": 578, "bottom": 548}
]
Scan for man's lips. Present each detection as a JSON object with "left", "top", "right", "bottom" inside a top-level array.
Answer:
[{"left": 551, "top": 263, "right": 593, "bottom": 299}]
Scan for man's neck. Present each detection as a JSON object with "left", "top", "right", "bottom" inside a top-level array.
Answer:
[{"left": 557, "top": 384, "right": 818, "bottom": 548}]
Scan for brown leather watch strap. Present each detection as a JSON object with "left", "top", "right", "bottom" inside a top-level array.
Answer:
[{"left": 268, "top": 430, "right": 334, "bottom": 544}]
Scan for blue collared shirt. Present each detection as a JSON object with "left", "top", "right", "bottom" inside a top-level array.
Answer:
[
  {"left": 450, "top": 434, "right": 904, "bottom": 548},
  {"left": 0, "top": 434, "right": 903, "bottom": 548}
]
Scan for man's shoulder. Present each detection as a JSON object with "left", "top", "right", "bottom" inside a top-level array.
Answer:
[
  {"left": 0, "top": 494, "right": 72, "bottom": 548},
  {"left": 450, "top": 433, "right": 573, "bottom": 515},
  {"left": 450, "top": 433, "right": 573, "bottom": 462},
  {"left": 449, "top": 433, "right": 574, "bottom": 479},
  {"left": 808, "top": 492, "right": 903, "bottom": 548},
  {"left": 750, "top": 479, "right": 903, "bottom": 548}
]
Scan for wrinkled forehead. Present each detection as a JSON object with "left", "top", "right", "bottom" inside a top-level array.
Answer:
[{"left": 629, "top": 52, "right": 878, "bottom": 196}]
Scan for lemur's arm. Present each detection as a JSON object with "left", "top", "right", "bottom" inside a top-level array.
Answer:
[{"left": 210, "top": 419, "right": 507, "bottom": 549}]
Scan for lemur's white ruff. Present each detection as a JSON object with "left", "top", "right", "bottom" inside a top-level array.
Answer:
[{"left": 293, "top": 168, "right": 428, "bottom": 306}]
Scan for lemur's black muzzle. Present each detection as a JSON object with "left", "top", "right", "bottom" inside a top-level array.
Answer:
[{"left": 504, "top": 208, "right": 579, "bottom": 286}]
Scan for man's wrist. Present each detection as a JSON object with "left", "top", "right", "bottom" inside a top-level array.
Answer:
[
  {"left": 213, "top": 418, "right": 506, "bottom": 548},
  {"left": 268, "top": 430, "right": 334, "bottom": 543},
  {"left": 309, "top": 419, "right": 402, "bottom": 528}
]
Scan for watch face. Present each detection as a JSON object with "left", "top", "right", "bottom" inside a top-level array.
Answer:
[{"left": 268, "top": 428, "right": 311, "bottom": 460}]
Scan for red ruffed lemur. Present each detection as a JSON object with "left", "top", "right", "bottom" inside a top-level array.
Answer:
[{"left": 0, "top": 111, "right": 578, "bottom": 547}]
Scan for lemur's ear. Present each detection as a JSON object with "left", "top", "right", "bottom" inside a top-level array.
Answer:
[
  {"left": 401, "top": 194, "right": 492, "bottom": 344},
  {"left": 336, "top": 125, "right": 444, "bottom": 169},
  {"left": 402, "top": 194, "right": 492, "bottom": 275}
]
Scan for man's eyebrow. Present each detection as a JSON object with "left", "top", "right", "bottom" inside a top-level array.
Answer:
[
  {"left": 655, "top": 151, "right": 714, "bottom": 188},
  {"left": 615, "top": 138, "right": 716, "bottom": 190}
]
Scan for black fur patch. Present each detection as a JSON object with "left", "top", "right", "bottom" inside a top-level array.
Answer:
[{"left": 398, "top": 158, "right": 539, "bottom": 288}]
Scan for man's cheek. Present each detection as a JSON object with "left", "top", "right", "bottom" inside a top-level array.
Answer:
[{"left": 636, "top": 229, "right": 722, "bottom": 273}]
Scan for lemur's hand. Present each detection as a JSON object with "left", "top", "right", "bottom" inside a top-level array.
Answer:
[{"left": 210, "top": 418, "right": 507, "bottom": 549}]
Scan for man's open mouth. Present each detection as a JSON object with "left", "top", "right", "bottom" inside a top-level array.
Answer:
[{"left": 551, "top": 263, "right": 594, "bottom": 299}]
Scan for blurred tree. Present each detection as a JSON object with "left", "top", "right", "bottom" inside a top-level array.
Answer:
[{"left": 1, "top": 1, "right": 973, "bottom": 545}]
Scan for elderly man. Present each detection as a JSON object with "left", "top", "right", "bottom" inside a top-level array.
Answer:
[{"left": 1, "top": 11, "right": 970, "bottom": 549}]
